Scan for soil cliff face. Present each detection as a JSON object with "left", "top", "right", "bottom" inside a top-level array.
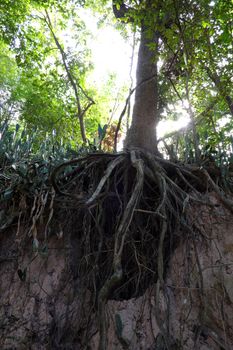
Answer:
[{"left": 0, "top": 193, "right": 232, "bottom": 349}]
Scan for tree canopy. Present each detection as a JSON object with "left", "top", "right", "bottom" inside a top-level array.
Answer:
[
  {"left": 0, "top": 0, "right": 128, "bottom": 154},
  {"left": 112, "top": 0, "right": 233, "bottom": 161},
  {"left": 0, "top": 0, "right": 232, "bottom": 163}
]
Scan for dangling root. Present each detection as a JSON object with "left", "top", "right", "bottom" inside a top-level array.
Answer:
[
  {"left": 97, "top": 151, "right": 144, "bottom": 350},
  {"left": 50, "top": 148, "right": 232, "bottom": 350}
]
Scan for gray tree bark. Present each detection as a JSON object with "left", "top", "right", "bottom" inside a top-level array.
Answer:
[
  {"left": 124, "top": 28, "right": 160, "bottom": 154},
  {"left": 113, "top": 1, "right": 160, "bottom": 154}
]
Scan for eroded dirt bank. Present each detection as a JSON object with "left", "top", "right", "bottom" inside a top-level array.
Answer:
[{"left": 0, "top": 193, "right": 233, "bottom": 349}]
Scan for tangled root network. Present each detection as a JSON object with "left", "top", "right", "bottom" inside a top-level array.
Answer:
[
  {"left": 51, "top": 149, "right": 228, "bottom": 297},
  {"left": 51, "top": 148, "right": 233, "bottom": 349}
]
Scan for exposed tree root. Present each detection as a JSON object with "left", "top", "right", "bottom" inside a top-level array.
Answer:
[
  {"left": 2, "top": 148, "right": 231, "bottom": 349},
  {"left": 49, "top": 148, "right": 232, "bottom": 349}
]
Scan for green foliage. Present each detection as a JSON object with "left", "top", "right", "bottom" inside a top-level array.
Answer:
[
  {"left": 0, "top": 118, "right": 99, "bottom": 228},
  {"left": 0, "top": 0, "right": 30, "bottom": 43},
  {"left": 0, "top": 0, "right": 232, "bottom": 165},
  {"left": 0, "top": 43, "right": 18, "bottom": 88},
  {"left": 0, "top": 0, "right": 123, "bottom": 148},
  {"left": 151, "top": 0, "right": 233, "bottom": 161}
]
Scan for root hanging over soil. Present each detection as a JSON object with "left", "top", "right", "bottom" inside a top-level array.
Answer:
[{"left": 49, "top": 148, "right": 232, "bottom": 349}]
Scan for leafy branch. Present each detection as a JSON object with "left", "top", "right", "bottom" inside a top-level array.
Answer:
[{"left": 43, "top": 9, "right": 94, "bottom": 143}]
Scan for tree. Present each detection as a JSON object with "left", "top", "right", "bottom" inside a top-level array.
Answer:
[
  {"left": 1, "top": 2, "right": 233, "bottom": 350},
  {"left": 113, "top": 0, "right": 161, "bottom": 153},
  {"left": 113, "top": 0, "right": 233, "bottom": 159}
]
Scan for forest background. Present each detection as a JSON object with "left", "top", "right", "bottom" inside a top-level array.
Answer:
[{"left": 0, "top": 0, "right": 232, "bottom": 166}]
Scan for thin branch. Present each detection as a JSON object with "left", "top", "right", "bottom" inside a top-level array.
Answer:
[
  {"left": 112, "top": 0, "right": 134, "bottom": 21},
  {"left": 44, "top": 10, "right": 88, "bottom": 142},
  {"left": 205, "top": 65, "right": 233, "bottom": 116}
]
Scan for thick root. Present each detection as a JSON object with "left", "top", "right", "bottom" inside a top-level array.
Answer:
[{"left": 50, "top": 149, "right": 232, "bottom": 349}]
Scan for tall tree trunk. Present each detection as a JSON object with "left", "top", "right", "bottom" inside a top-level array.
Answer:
[{"left": 124, "top": 28, "right": 160, "bottom": 154}]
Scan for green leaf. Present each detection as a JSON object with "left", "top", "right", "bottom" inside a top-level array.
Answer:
[{"left": 201, "top": 21, "right": 210, "bottom": 28}]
